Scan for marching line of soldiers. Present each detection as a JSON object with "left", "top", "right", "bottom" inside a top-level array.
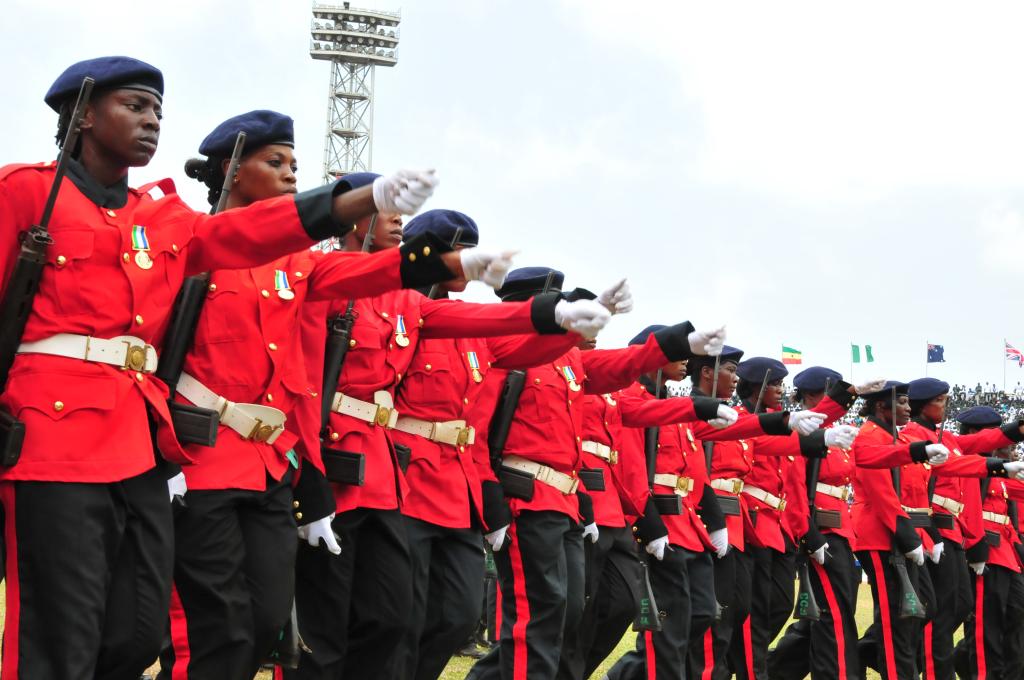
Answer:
[{"left": 4, "top": 54, "right": 1024, "bottom": 680}]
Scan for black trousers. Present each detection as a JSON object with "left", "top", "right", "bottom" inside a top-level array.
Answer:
[
  {"left": 286, "top": 508, "right": 411, "bottom": 680},
  {"left": 954, "top": 565, "right": 1022, "bottom": 680},
  {"left": 403, "top": 517, "right": 485, "bottom": 680},
  {"left": 157, "top": 474, "right": 296, "bottom": 680},
  {"left": 557, "top": 524, "right": 638, "bottom": 680},
  {"left": 767, "top": 535, "right": 863, "bottom": 680},
  {"left": 747, "top": 543, "right": 796, "bottom": 679},
  {"left": 466, "top": 510, "right": 585, "bottom": 680},
  {"left": 607, "top": 547, "right": 716, "bottom": 680},
  {"left": 685, "top": 546, "right": 752, "bottom": 680},
  {"left": 925, "top": 539, "right": 971, "bottom": 680},
  {"left": 857, "top": 548, "right": 934, "bottom": 680},
  {"left": 0, "top": 465, "right": 173, "bottom": 680},
  {"left": 1004, "top": 570, "right": 1024, "bottom": 679}
]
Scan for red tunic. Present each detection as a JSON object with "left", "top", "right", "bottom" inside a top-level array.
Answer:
[{"left": 982, "top": 478, "right": 1024, "bottom": 573}]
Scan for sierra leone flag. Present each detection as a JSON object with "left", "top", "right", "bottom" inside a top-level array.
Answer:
[{"left": 781, "top": 346, "right": 803, "bottom": 365}]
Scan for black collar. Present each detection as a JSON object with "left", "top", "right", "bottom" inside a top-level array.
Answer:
[
  {"left": 912, "top": 416, "right": 937, "bottom": 432},
  {"left": 66, "top": 157, "right": 128, "bottom": 209},
  {"left": 868, "top": 415, "right": 896, "bottom": 432}
]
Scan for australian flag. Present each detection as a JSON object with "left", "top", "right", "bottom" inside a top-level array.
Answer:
[{"left": 927, "top": 343, "right": 945, "bottom": 363}]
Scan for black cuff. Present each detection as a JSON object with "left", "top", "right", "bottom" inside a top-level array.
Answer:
[
  {"left": 894, "top": 515, "right": 922, "bottom": 554},
  {"left": 758, "top": 411, "right": 791, "bottom": 436},
  {"left": 692, "top": 396, "right": 722, "bottom": 422},
  {"left": 562, "top": 287, "right": 597, "bottom": 302},
  {"left": 909, "top": 441, "right": 929, "bottom": 463},
  {"left": 799, "top": 430, "right": 828, "bottom": 458},
  {"left": 1001, "top": 420, "right": 1024, "bottom": 443},
  {"left": 633, "top": 497, "right": 669, "bottom": 543},
  {"left": 294, "top": 181, "right": 352, "bottom": 241},
  {"left": 698, "top": 484, "right": 727, "bottom": 532},
  {"left": 398, "top": 232, "right": 455, "bottom": 289},
  {"left": 966, "top": 538, "right": 991, "bottom": 564},
  {"left": 577, "top": 491, "right": 595, "bottom": 525},
  {"left": 987, "top": 457, "right": 1009, "bottom": 477},
  {"left": 529, "top": 292, "right": 567, "bottom": 335},
  {"left": 292, "top": 463, "right": 335, "bottom": 525},
  {"left": 482, "top": 480, "right": 512, "bottom": 532},
  {"left": 826, "top": 380, "right": 855, "bottom": 410},
  {"left": 1015, "top": 542, "right": 1024, "bottom": 565},
  {"left": 160, "top": 460, "right": 182, "bottom": 481},
  {"left": 803, "top": 526, "right": 828, "bottom": 553},
  {"left": 652, "top": 321, "right": 697, "bottom": 362},
  {"left": 924, "top": 525, "right": 942, "bottom": 544}
]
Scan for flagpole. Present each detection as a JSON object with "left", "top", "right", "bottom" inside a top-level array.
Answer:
[
  {"left": 925, "top": 340, "right": 928, "bottom": 377},
  {"left": 849, "top": 342, "right": 853, "bottom": 383},
  {"left": 1004, "top": 338, "right": 1008, "bottom": 394}
]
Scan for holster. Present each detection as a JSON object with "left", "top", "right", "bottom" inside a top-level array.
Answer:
[
  {"left": 652, "top": 494, "right": 683, "bottom": 515},
  {"left": 907, "top": 510, "right": 932, "bottom": 528},
  {"left": 0, "top": 408, "right": 24, "bottom": 467},
  {"left": 168, "top": 401, "right": 219, "bottom": 447},
  {"left": 932, "top": 512, "right": 955, "bottom": 531},
  {"left": 579, "top": 467, "right": 605, "bottom": 491},
  {"left": 986, "top": 529, "right": 1002, "bottom": 547},
  {"left": 814, "top": 509, "right": 842, "bottom": 529},
  {"left": 498, "top": 466, "right": 535, "bottom": 501},
  {"left": 322, "top": 448, "right": 365, "bottom": 486},
  {"left": 718, "top": 495, "right": 741, "bottom": 516},
  {"left": 393, "top": 443, "right": 411, "bottom": 474}
]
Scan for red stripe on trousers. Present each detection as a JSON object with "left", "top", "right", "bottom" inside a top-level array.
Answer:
[
  {"left": 0, "top": 482, "right": 20, "bottom": 679},
  {"left": 924, "top": 621, "right": 935, "bottom": 680},
  {"left": 975, "top": 575, "right": 987, "bottom": 680},
  {"left": 507, "top": 522, "right": 531, "bottom": 680},
  {"left": 813, "top": 559, "right": 846, "bottom": 679},
  {"left": 644, "top": 630, "right": 656, "bottom": 680},
  {"left": 701, "top": 628, "right": 714, "bottom": 680},
  {"left": 870, "top": 551, "right": 899, "bottom": 680},
  {"left": 494, "top": 577, "right": 503, "bottom": 639},
  {"left": 168, "top": 584, "right": 191, "bottom": 680},
  {"left": 742, "top": 616, "right": 754, "bottom": 679}
]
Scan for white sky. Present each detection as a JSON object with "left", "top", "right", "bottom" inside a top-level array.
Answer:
[{"left": 6, "top": 0, "right": 1024, "bottom": 389}]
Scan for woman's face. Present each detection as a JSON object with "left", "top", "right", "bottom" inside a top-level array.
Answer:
[
  {"left": 663, "top": 359, "right": 688, "bottom": 382},
  {"left": 920, "top": 394, "right": 948, "bottom": 425},
  {"left": 228, "top": 144, "right": 297, "bottom": 204},
  {"left": 82, "top": 88, "right": 162, "bottom": 167},
  {"left": 879, "top": 395, "right": 911, "bottom": 426},
  {"left": 761, "top": 379, "right": 784, "bottom": 410}
]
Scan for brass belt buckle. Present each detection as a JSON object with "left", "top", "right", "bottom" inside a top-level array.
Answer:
[
  {"left": 777, "top": 497, "right": 787, "bottom": 511},
  {"left": 568, "top": 477, "right": 579, "bottom": 494},
  {"left": 456, "top": 427, "right": 471, "bottom": 447},
  {"left": 840, "top": 486, "right": 849, "bottom": 501},
  {"left": 732, "top": 479, "right": 744, "bottom": 494},
  {"left": 248, "top": 419, "right": 276, "bottom": 443},
  {"left": 123, "top": 341, "right": 148, "bottom": 372},
  {"left": 374, "top": 404, "right": 392, "bottom": 427},
  {"left": 609, "top": 450, "right": 619, "bottom": 465},
  {"left": 677, "top": 477, "right": 693, "bottom": 494}
]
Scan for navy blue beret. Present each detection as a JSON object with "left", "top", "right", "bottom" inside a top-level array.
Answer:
[
  {"left": 629, "top": 325, "right": 667, "bottom": 346},
  {"left": 956, "top": 406, "right": 1003, "bottom": 428},
  {"left": 496, "top": 267, "right": 564, "bottom": 301},
  {"left": 337, "top": 172, "right": 379, "bottom": 191},
  {"left": 404, "top": 209, "right": 479, "bottom": 247},
  {"left": 736, "top": 357, "right": 788, "bottom": 383},
  {"left": 793, "top": 366, "right": 843, "bottom": 392},
  {"left": 688, "top": 346, "right": 745, "bottom": 374},
  {"left": 45, "top": 56, "right": 163, "bottom": 112},
  {"left": 860, "top": 381, "right": 908, "bottom": 400},
  {"left": 907, "top": 378, "right": 950, "bottom": 401},
  {"left": 198, "top": 110, "right": 294, "bottom": 158}
]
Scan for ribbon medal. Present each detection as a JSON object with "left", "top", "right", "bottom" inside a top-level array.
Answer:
[
  {"left": 274, "top": 270, "right": 295, "bottom": 300},
  {"left": 394, "top": 314, "right": 410, "bottom": 347},
  {"left": 131, "top": 225, "right": 153, "bottom": 270},
  {"left": 561, "top": 365, "right": 582, "bottom": 392},
  {"left": 467, "top": 351, "right": 483, "bottom": 383}
]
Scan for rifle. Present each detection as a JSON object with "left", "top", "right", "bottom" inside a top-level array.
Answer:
[
  {"left": 0, "top": 76, "right": 94, "bottom": 466},
  {"left": 633, "top": 369, "right": 664, "bottom": 633},
  {"left": 795, "top": 456, "right": 823, "bottom": 621},
  {"left": 888, "top": 385, "right": 926, "bottom": 619},
  {"left": 157, "top": 132, "right": 248, "bottom": 446},
  {"left": 703, "top": 354, "right": 722, "bottom": 472},
  {"left": 427, "top": 227, "right": 463, "bottom": 299}
]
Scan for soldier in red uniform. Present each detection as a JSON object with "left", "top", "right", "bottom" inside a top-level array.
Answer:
[
  {"left": 0, "top": 56, "right": 434, "bottom": 680},
  {"left": 157, "top": 112, "right": 481, "bottom": 680}
]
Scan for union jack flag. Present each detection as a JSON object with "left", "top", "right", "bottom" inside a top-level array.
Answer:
[{"left": 1007, "top": 341, "right": 1024, "bottom": 367}]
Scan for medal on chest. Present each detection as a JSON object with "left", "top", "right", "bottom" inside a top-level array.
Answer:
[
  {"left": 394, "top": 314, "right": 410, "bottom": 347},
  {"left": 466, "top": 351, "right": 483, "bottom": 383},
  {"left": 603, "top": 393, "right": 617, "bottom": 406},
  {"left": 274, "top": 270, "right": 295, "bottom": 300},
  {"left": 131, "top": 225, "right": 153, "bottom": 270},
  {"left": 560, "top": 365, "right": 582, "bottom": 392}
]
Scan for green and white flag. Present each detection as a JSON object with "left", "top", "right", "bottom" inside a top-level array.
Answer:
[{"left": 851, "top": 344, "right": 874, "bottom": 363}]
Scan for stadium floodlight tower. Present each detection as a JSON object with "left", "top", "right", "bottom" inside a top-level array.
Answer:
[{"left": 310, "top": 2, "right": 400, "bottom": 185}]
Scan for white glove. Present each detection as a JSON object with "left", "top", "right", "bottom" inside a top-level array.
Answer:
[
  {"left": 687, "top": 326, "right": 726, "bottom": 356},
  {"left": 812, "top": 542, "right": 828, "bottom": 565},
  {"left": 970, "top": 562, "right": 986, "bottom": 575},
  {"left": 710, "top": 528, "right": 729, "bottom": 558},
  {"left": 459, "top": 249, "right": 517, "bottom": 289},
  {"left": 485, "top": 525, "right": 509, "bottom": 552},
  {"left": 789, "top": 410, "right": 827, "bottom": 436},
  {"left": 167, "top": 472, "right": 187, "bottom": 503},
  {"left": 906, "top": 545, "right": 925, "bottom": 566},
  {"left": 297, "top": 513, "right": 342, "bottom": 555},
  {"left": 824, "top": 425, "right": 859, "bottom": 450},
  {"left": 646, "top": 535, "right": 670, "bottom": 561},
  {"left": 554, "top": 299, "right": 611, "bottom": 339},
  {"left": 583, "top": 522, "right": 600, "bottom": 544},
  {"left": 708, "top": 404, "right": 739, "bottom": 429},
  {"left": 1004, "top": 461, "right": 1024, "bottom": 480},
  {"left": 596, "top": 279, "right": 633, "bottom": 315},
  {"left": 930, "top": 542, "right": 944, "bottom": 564},
  {"left": 926, "top": 443, "right": 950, "bottom": 466},
  {"left": 372, "top": 169, "right": 437, "bottom": 214},
  {"left": 854, "top": 378, "right": 887, "bottom": 395}
]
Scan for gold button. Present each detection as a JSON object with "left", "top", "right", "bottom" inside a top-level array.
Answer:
[
  {"left": 389, "top": 344, "right": 393, "bottom": 350},
  {"left": 418, "top": 318, "right": 424, "bottom": 326},
  {"left": 568, "top": 400, "right": 572, "bottom": 406},
  {"left": 56, "top": 255, "right": 67, "bottom": 266},
  {"left": 135, "top": 372, "right": 144, "bottom": 382},
  {"left": 349, "top": 339, "right": 357, "bottom": 348},
  {"left": 267, "top": 393, "right": 274, "bottom": 402},
  {"left": 464, "top": 397, "right": 470, "bottom": 404},
  {"left": 209, "top": 283, "right": 217, "bottom": 292},
  {"left": 135, "top": 315, "right": 144, "bottom": 325},
  {"left": 268, "top": 343, "right": 278, "bottom": 351},
  {"left": 123, "top": 253, "right": 130, "bottom": 263},
  {"left": 330, "top": 432, "right": 341, "bottom": 441},
  {"left": 171, "top": 244, "right": 179, "bottom": 253},
  {"left": 425, "top": 364, "right": 432, "bottom": 371},
  {"left": 409, "top": 253, "right": 417, "bottom": 262},
  {"left": 576, "top": 436, "right": 581, "bottom": 442},
  {"left": 311, "top": 392, "right": 318, "bottom": 397},
  {"left": 396, "top": 373, "right": 402, "bottom": 380},
  {"left": 106, "top": 209, "right": 116, "bottom": 217},
  {"left": 422, "top": 246, "right": 431, "bottom": 256},
  {"left": 381, "top": 312, "right": 389, "bottom": 318},
  {"left": 261, "top": 289, "right": 270, "bottom": 298},
  {"left": 295, "top": 512, "right": 303, "bottom": 521},
  {"left": 53, "top": 401, "right": 64, "bottom": 412},
  {"left": 293, "top": 500, "right": 300, "bottom": 508},
  {"left": 534, "top": 378, "right": 541, "bottom": 384},
  {"left": 295, "top": 271, "right": 303, "bottom": 278}
]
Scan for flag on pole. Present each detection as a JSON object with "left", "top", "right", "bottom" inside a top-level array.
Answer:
[
  {"left": 781, "top": 346, "right": 803, "bottom": 365},
  {"left": 927, "top": 343, "right": 945, "bottom": 363},
  {"left": 1006, "top": 341, "right": 1024, "bottom": 367},
  {"left": 851, "top": 344, "right": 874, "bottom": 363}
]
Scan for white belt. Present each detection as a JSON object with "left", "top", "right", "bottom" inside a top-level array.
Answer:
[
  {"left": 711, "top": 477, "right": 744, "bottom": 495},
  {"left": 582, "top": 440, "right": 618, "bottom": 465},
  {"left": 177, "top": 373, "right": 286, "bottom": 445},
  {"left": 983, "top": 510, "right": 1010, "bottom": 526},
  {"left": 816, "top": 483, "right": 849, "bottom": 501},
  {"left": 902, "top": 505, "right": 932, "bottom": 515},
  {"left": 503, "top": 455, "right": 579, "bottom": 494},
  {"left": 653, "top": 473, "right": 694, "bottom": 496},
  {"left": 932, "top": 494, "right": 964, "bottom": 516},
  {"left": 18, "top": 333, "right": 158, "bottom": 373},
  {"left": 331, "top": 391, "right": 398, "bottom": 429},
  {"left": 743, "top": 485, "right": 787, "bottom": 511},
  {"left": 394, "top": 415, "right": 475, "bottom": 447}
]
